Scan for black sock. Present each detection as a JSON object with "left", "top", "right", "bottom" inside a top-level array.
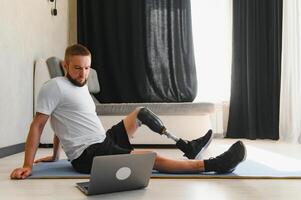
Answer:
[{"left": 204, "top": 159, "right": 215, "bottom": 172}]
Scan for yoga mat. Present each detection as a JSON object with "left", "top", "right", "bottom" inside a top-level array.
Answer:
[{"left": 28, "top": 159, "right": 301, "bottom": 179}]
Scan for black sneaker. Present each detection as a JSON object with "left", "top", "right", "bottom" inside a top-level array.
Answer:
[
  {"left": 204, "top": 141, "right": 247, "bottom": 174},
  {"left": 176, "top": 130, "right": 213, "bottom": 159}
]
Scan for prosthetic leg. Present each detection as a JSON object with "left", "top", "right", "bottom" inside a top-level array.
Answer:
[
  {"left": 136, "top": 107, "right": 213, "bottom": 159},
  {"left": 137, "top": 107, "right": 179, "bottom": 141}
]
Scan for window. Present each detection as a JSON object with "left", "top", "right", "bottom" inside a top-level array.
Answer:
[{"left": 191, "top": 0, "right": 232, "bottom": 103}]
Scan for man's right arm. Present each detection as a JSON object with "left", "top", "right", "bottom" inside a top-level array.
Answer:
[{"left": 10, "top": 113, "right": 49, "bottom": 179}]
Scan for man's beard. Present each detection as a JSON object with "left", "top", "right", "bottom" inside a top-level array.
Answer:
[{"left": 66, "top": 73, "right": 87, "bottom": 87}]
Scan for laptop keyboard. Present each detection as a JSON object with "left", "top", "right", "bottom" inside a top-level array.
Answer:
[{"left": 78, "top": 182, "right": 89, "bottom": 190}]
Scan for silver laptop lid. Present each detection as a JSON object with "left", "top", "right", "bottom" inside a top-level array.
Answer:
[{"left": 86, "top": 153, "right": 156, "bottom": 195}]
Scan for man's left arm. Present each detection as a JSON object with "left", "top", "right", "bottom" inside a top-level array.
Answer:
[{"left": 34, "top": 134, "right": 61, "bottom": 163}]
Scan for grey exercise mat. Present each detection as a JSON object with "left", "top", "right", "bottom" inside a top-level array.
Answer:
[{"left": 28, "top": 159, "right": 301, "bottom": 179}]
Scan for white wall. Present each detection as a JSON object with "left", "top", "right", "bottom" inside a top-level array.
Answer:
[{"left": 0, "top": 0, "right": 70, "bottom": 148}]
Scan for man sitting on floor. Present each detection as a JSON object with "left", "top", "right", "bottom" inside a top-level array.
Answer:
[{"left": 10, "top": 44, "right": 246, "bottom": 179}]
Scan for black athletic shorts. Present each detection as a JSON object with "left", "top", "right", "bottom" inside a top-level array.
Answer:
[{"left": 71, "top": 121, "right": 133, "bottom": 174}]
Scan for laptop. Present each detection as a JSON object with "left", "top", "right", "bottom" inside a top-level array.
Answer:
[{"left": 76, "top": 153, "right": 156, "bottom": 195}]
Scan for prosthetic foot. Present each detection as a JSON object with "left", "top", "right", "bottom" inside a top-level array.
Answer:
[{"left": 176, "top": 130, "right": 213, "bottom": 160}]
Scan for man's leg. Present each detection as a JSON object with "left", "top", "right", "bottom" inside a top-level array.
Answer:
[
  {"left": 132, "top": 150, "right": 204, "bottom": 172},
  {"left": 123, "top": 107, "right": 142, "bottom": 138},
  {"left": 124, "top": 107, "right": 213, "bottom": 159},
  {"left": 131, "top": 140, "right": 246, "bottom": 174}
]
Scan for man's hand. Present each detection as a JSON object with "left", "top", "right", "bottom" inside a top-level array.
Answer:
[
  {"left": 10, "top": 113, "right": 49, "bottom": 180},
  {"left": 10, "top": 167, "right": 32, "bottom": 179},
  {"left": 34, "top": 156, "right": 58, "bottom": 163}
]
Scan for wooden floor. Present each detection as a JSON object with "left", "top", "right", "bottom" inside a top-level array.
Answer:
[{"left": 1, "top": 139, "right": 301, "bottom": 200}]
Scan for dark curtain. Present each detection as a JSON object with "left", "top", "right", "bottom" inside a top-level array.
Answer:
[
  {"left": 226, "top": 0, "right": 283, "bottom": 139},
  {"left": 77, "top": 0, "right": 197, "bottom": 103}
]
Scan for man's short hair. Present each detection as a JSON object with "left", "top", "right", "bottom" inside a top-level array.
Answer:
[{"left": 64, "top": 44, "right": 91, "bottom": 64}]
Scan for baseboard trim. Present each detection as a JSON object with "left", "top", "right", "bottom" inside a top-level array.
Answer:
[
  {"left": 39, "top": 143, "right": 54, "bottom": 148},
  {"left": 0, "top": 143, "right": 25, "bottom": 158}
]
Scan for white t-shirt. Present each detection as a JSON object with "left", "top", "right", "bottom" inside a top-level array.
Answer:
[{"left": 36, "top": 77, "right": 106, "bottom": 161}]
